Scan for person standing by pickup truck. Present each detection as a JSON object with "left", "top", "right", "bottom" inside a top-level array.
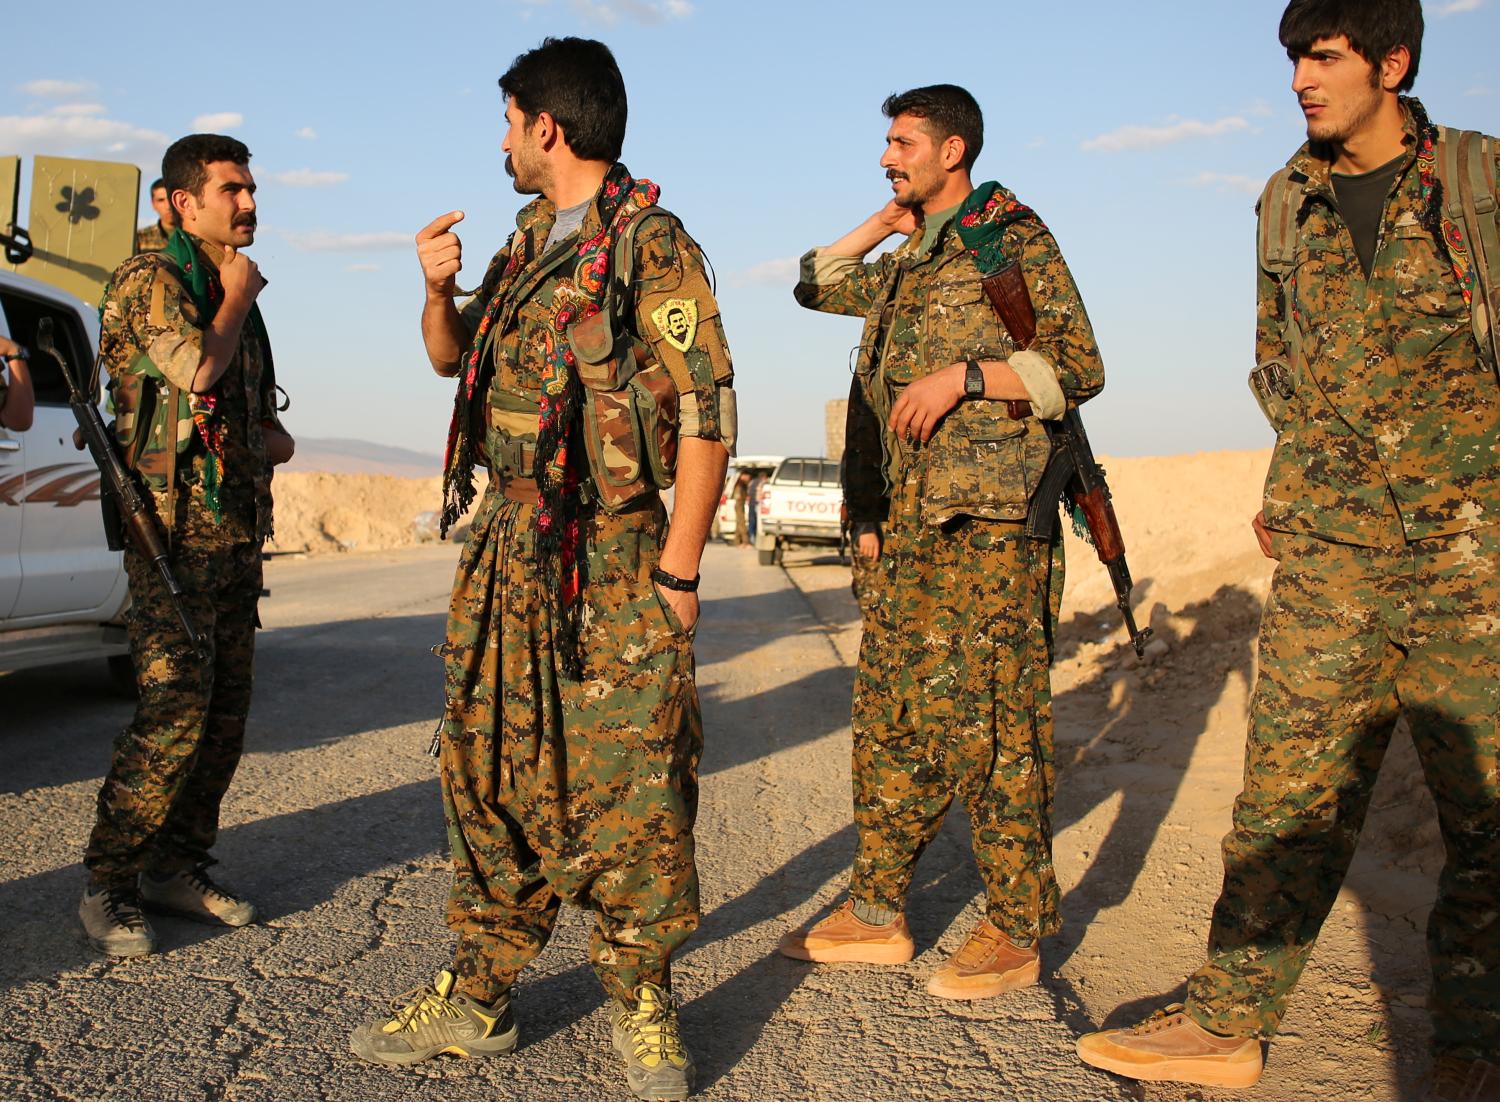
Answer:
[
  {"left": 779, "top": 84, "right": 1104, "bottom": 1002},
  {"left": 0, "top": 336, "right": 36, "bottom": 431},
  {"left": 79, "top": 133, "right": 294, "bottom": 959}
]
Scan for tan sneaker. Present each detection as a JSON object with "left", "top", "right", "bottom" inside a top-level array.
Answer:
[
  {"left": 778, "top": 900, "right": 914, "bottom": 964},
  {"left": 925, "top": 919, "right": 1040, "bottom": 999},
  {"left": 1076, "top": 1004, "right": 1262, "bottom": 1088},
  {"left": 611, "top": 982, "right": 693, "bottom": 1100},
  {"left": 1425, "top": 1055, "right": 1500, "bottom": 1102},
  {"left": 79, "top": 884, "right": 156, "bottom": 957},
  {"left": 140, "top": 866, "right": 256, "bottom": 927}
]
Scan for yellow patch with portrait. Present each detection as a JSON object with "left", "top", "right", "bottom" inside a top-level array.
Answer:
[{"left": 650, "top": 298, "right": 698, "bottom": 353}]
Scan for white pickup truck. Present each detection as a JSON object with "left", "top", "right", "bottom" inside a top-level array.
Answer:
[
  {"left": 0, "top": 268, "right": 132, "bottom": 684},
  {"left": 754, "top": 455, "right": 845, "bottom": 566}
]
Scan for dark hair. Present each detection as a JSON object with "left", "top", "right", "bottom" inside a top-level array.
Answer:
[
  {"left": 161, "top": 134, "right": 252, "bottom": 202},
  {"left": 882, "top": 84, "right": 984, "bottom": 172},
  {"left": 149, "top": 177, "right": 166, "bottom": 193},
  {"left": 1280, "top": 0, "right": 1423, "bottom": 91},
  {"left": 498, "top": 37, "right": 627, "bottom": 163}
]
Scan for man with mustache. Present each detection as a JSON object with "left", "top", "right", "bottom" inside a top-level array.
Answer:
[
  {"left": 780, "top": 84, "right": 1104, "bottom": 1001},
  {"left": 349, "top": 37, "right": 733, "bottom": 1100},
  {"left": 1077, "top": 1, "right": 1500, "bottom": 1095},
  {"left": 134, "top": 177, "right": 177, "bottom": 254},
  {"left": 79, "top": 133, "right": 293, "bottom": 958}
]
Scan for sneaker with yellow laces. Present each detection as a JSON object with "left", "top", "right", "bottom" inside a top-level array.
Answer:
[
  {"left": 610, "top": 981, "right": 694, "bottom": 1101},
  {"left": 349, "top": 970, "right": 518, "bottom": 1067},
  {"left": 925, "top": 919, "right": 1040, "bottom": 1000},
  {"left": 1076, "top": 1003, "right": 1263, "bottom": 1088}
]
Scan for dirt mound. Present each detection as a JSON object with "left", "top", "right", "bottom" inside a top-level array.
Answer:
[{"left": 267, "top": 472, "right": 447, "bottom": 554}]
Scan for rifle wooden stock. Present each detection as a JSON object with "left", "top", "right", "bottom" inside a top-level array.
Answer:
[{"left": 1074, "top": 486, "right": 1126, "bottom": 564}]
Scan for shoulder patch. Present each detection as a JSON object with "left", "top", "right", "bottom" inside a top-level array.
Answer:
[{"left": 650, "top": 298, "right": 698, "bottom": 352}]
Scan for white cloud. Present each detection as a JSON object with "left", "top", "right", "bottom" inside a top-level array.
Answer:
[
  {"left": 1436, "top": 0, "right": 1485, "bottom": 14},
  {"left": 269, "top": 168, "right": 349, "bottom": 188},
  {"left": 1188, "top": 171, "right": 1263, "bottom": 197},
  {"left": 1465, "top": 86, "right": 1493, "bottom": 97},
  {"left": 191, "top": 111, "right": 245, "bottom": 131},
  {"left": 568, "top": 0, "right": 693, "bottom": 24},
  {"left": 295, "top": 126, "right": 318, "bottom": 140},
  {"left": 345, "top": 263, "right": 381, "bottom": 272},
  {"left": 1082, "top": 115, "right": 1251, "bottom": 153},
  {"left": 20, "top": 79, "right": 93, "bottom": 99},
  {"left": 282, "top": 230, "right": 410, "bottom": 252},
  {"left": 49, "top": 103, "right": 106, "bottom": 117},
  {"left": 731, "top": 256, "right": 798, "bottom": 288},
  {"left": 0, "top": 113, "right": 168, "bottom": 162}
]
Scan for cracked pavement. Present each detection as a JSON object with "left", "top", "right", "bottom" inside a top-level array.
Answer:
[{"left": 1, "top": 542, "right": 1441, "bottom": 1100}]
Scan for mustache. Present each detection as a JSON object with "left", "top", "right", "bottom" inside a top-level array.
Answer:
[
  {"left": 886, "top": 169, "right": 907, "bottom": 181},
  {"left": 232, "top": 213, "right": 257, "bottom": 229},
  {"left": 505, "top": 154, "right": 515, "bottom": 178}
]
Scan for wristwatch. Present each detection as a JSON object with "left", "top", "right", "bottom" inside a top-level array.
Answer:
[
  {"left": 963, "top": 359, "right": 985, "bottom": 399},
  {"left": 651, "top": 565, "right": 700, "bottom": 593},
  {"left": 2, "top": 344, "right": 28, "bottom": 363}
]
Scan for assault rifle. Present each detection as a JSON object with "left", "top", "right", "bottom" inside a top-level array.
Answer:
[
  {"left": 977, "top": 263, "right": 1153, "bottom": 658},
  {"left": 35, "top": 316, "right": 206, "bottom": 657}
]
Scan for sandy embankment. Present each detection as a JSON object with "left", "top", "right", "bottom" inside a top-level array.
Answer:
[{"left": 266, "top": 472, "right": 446, "bottom": 555}]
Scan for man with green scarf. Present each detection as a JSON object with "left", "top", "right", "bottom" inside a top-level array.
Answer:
[
  {"left": 80, "top": 133, "right": 293, "bottom": 958},
  {"left": 349, "top": 38, "right": 734, "bottom": 1101},
  {"left": 779, "top": 84, "right": 1104, "bottom": 1001}
]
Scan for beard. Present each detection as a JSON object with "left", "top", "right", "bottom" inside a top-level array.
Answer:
[
  {"left": 888, "top": 168, "right": 936, "bottom": 210},
  {"left": 505, "top": 153, "right": 543, "bottom": 197}
]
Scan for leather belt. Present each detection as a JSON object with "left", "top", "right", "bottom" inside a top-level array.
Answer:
[{"left": 491, "top": 473, "right": 539, "bottom": 504}]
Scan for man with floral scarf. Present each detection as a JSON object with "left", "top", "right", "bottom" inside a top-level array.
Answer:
[
  {"left": 780, "top": 84, "right": 1105, "bottom": 1001},
  {"left": 350, "top": 37, "right": 734, "bottom": 1101}
]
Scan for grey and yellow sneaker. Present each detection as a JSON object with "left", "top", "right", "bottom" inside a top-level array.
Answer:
[
  {"left": 141, "top": 865, "right": 256, "bottom": 926},
  {"left": 349, "top": 970, "right": 519, "bottom": 1067},
  {"left": 611, "top": 982, "right": 694, "bottom": 1100},
  {"left": 79, "top": 884, "right": 156, "bottom": 957}
]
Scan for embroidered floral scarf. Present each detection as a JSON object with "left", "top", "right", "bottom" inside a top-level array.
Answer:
[{"left": 953, "top": 182, "right": 1040, "bottom": 275}]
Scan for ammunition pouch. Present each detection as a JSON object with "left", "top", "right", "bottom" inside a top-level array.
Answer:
[
  {"left": 569, "top": 305, "right": 679, "bottom": 513},
  {"left": 920, "top": 399, "right": 1054, "bottom": 526},
  {"left": 1248, "top": 357, "right": 1299, "bottom": 430},
  {"left": 486, "top": 390, "right": 539, "bottom": 476}
]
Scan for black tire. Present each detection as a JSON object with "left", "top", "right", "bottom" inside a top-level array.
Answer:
[
  {"left": 107, "top": 654, "right": 138, "bottom": 698},
  {"left": 757, "top": 548, "right": 776, "bottom": 566}
]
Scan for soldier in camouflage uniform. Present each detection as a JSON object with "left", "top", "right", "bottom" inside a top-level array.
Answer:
[
  {"left": 134, "top": 177, "right": 175, "bottom": 254},
  {"left": 778, "top": 85, "right": 1104, "bottom": 1002},
  {"left": 0, "top": 334, "right": 35, "bottom": 431},
  {"left": 1078, "top": 3, "right": 1500, "bottom": 1096},
  {"left": 349, "top": 39, "right": 734, "bottom": 1101},
  {"left": 80, "top": 134, "right": 293, "bottom": 959}
]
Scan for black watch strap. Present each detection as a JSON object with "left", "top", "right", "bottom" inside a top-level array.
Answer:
[
  {"left": 651, "top": 565, "right": 700, "bottom": 593},
  {"left": 963, "top": 359, "right": 984, "bottom": 398},
  {"left": 4, "top": 344, "right": 29, "bottom": 362}
]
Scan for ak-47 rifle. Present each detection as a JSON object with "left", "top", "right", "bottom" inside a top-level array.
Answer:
[
  {"left": 976, "top": 263, "right": 1153, "bottom": 658},
  {"left": 35, "top": 316, "right": 207, "bottom": 657}
]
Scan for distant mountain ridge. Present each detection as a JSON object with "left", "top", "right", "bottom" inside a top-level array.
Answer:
[{"left": 282, "top": 436, "right": 443, "bottom": 479}]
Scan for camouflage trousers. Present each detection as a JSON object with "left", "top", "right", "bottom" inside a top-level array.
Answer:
[
  {"left": 1186, "top": 526, "right": 1500, "bottom": 1060},
  {"left": 850, "top": 475, "right": 1061, "bottom": 945},
  {"left": 850, "top": 546, "right": 882, "bottom": 637},
  {"left": 439, "top": 488, "right": 701, "bottom": 1006},
  {"left": 85, "top": 532, "right": 262, "bottom": 887}
]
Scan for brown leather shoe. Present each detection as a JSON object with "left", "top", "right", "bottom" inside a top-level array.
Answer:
[
  {"left": 924, "top": 919, "right": 1040, "bottom": 1000},
  {"left": 1425, "top": 1056, "right": 1500, "bottom": 1102},
  {"left": 1076, "top": 1004, "right": 1262, "bottom": 1088},
  {"left": 778, "top": 901, "right": 915, "bottom": 964}
]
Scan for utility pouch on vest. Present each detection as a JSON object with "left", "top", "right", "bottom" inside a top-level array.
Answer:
[
  {"left": 487, "top": 389, "right": 539, "bottom": 477},
  {"left": 1248, "top": 357, "right": 1299, "bottom": 430},
  {"left": 920, "top": 400, "right": 1053, "bottom": 526}
]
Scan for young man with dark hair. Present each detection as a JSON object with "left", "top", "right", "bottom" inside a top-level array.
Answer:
[
  {"left": 349, "top": 37, "right": 735, "bottom": 1101},
  {"left": 134, "top": 176, "right": 177, "bottom": 254},
  {"left": 779, "top": 84, "right": 1104, "bottom": 1001},
  {"left": 1077, "top": 2, "right": 1500, "bottom": 1096},
  {"left": 79, "top": 132, "right": 294, "bottom": 958}
]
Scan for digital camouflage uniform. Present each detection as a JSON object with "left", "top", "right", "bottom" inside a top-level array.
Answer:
[
  {"left": 795, "top": 191, "right": 1103, "bottom": 946},
  {"left": 439, "top": 174, "right": 733, "bottom": 1007},
  {"left": 85, "top": 234, "right": 280, "bottom": 888},
  {"left": 1185, "top": 103, "right": 1500, "bottom": 1063},
  {"left": 135, "top": 221, "right": 171, "bottom": 254}
]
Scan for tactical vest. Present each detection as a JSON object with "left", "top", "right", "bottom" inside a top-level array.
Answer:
[{"left": 485, "top": 207, "right": 680, "bottom": 513}]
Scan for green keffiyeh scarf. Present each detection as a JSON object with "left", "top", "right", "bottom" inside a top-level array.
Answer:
[{"left": 953, "top": 181, "right": 1040, "bottom": 275}]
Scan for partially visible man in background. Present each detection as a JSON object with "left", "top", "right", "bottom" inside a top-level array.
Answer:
[{"left": 134, "top": 177, "right": 177, "bottom": 253}]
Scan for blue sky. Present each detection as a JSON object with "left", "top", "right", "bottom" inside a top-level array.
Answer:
[{"left": 3, "top": 0, "right": 1496, "bottom": 460}]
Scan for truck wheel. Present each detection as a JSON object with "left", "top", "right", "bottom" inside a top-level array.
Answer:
[
  {"left": 757, "top": 548, "right": 775, "bottom": 566},
  {"left": 107, "top": 654, "right": 138, "bottom": 698}
]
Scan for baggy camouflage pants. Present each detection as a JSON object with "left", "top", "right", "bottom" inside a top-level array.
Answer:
[
  {"left": 850, "top": 547, "right": 882, "bottom": 637},
  {"left": 85, "top": 531, "right": 262, "bottom": 887},
  {"left": 1186, "top": 526, "right": 1500, "bottom": 1060},
  {"left": 439, "top": 488, "right": 701, "bottom": 1006},
  {"left": 850, "top": 473, "right": 1061, "bottom": 946}
]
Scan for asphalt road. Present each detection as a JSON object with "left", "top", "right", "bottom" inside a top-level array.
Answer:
[{"left": 0, "top": 541, "right": 1141, "bottom": 1102}]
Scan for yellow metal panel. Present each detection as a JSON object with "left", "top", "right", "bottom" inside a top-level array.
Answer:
[
  {"left": 6, "top": 157, "right": 140, "bottom": 308},
  {"left": 0, "top": 156, "right": 18, "bottom": 231}
]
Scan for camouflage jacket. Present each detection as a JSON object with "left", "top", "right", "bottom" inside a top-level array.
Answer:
[
  {"left": 795, "top": 189, "right": 1104, "bottom": 517},
  {"left": 134, "top": 221, "right": 171, "bottom": 254},
  {"left": 460, "top": 179, "right": 735, "bottom": 494},
  {"left": 101, "top": 235, "right": 280, "bottom": 544},
  {"left": 1257, "top": 106, "right": 1500, "bottom": 545}
]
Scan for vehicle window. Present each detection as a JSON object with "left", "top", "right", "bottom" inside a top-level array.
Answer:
[
  {"left": 0, "top": 289, "right": 94, "bottom": 405},
  {"left": 776, "top": 460, "right": 805, "bottom": 484},
  {"left": 819, "top": 461, "right": 841, "bottom": 487}
]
